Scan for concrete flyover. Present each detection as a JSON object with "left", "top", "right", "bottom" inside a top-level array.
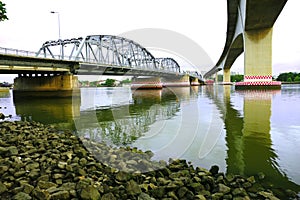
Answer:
[{"left": 204, "top": 0, "right": 288, "bottom": 89}]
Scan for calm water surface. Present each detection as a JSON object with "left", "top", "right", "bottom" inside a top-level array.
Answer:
[{"left": 1, "top": 84, "right": 300, "bottom": 195}]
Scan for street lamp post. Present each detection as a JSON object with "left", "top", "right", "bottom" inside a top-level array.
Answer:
[
  {"left": 50, "top": 11, "right": 61, "bottom": 39},
  {"left": 50, "top": 11, "right": 62, "bottom": 58}
]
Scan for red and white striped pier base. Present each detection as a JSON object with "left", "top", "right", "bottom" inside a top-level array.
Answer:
[
  {"left": 235, "top": 75, "right": 281, "bottom": 89},
  {"left": 131, "top": 77, "right": 163, "bottom": 89}
]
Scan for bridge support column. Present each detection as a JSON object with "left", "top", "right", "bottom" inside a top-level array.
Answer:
[
  {"left": 215, "top": 73, "right": 218, "bottom": 83},
  {"left": 223, "top": 69, "right": 232, "bottom": 85},
  {"left": 13, "top": 74, "right": 80, "bottom": 97},
  {"left": 236, "top": 28, "right": 281, "bottom": 89},
  {"left": 131, "top": 77, "right": 163, "bottom": 89},
  {"left": 190, "top": 77, "right": 200, "bottom": 86},
  {"left": 162, "top": 74, "right": 190, "bottom": 87}
]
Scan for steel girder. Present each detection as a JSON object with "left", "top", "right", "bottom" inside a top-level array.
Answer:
[
  {"left": 155, "top": 58, "right": 181, "bottom": 73},
  {"left": 36, "top": 35, "right": 158, "bottom": 70}
]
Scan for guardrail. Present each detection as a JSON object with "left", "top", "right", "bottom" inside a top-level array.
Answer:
[
  {"left": 0, "top": 46, "right": 100, "bottom": 63},
  {"left": 0, "top": 47, "right": 38, "bottom": 57}
]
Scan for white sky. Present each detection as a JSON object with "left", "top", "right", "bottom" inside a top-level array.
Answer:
[{"left": 0, "top": 0, "right": 300, "bottom": 82}]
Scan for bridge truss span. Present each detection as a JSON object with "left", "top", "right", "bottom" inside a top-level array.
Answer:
[
  {"left": 36, "top": 35, "right": 188, "bottom": 76},
  {"left": 37, "top": 35, "right": 158, "bottom": 70},
  {"left": 155, "top": 58, "right": 181, "bottom": 73}
]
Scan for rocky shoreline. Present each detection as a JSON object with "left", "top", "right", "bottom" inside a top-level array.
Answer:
[{"left": 0, "top": 121, "right": 298, "bottom": 199}]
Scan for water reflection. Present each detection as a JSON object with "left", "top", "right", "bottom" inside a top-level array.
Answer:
[
  {"left": 13, "top": 95, "right": 80, "bottom": 129},
  {"left": 206, "top": 85, "right": 300, "bottom": 196},
  {"left": 75, "top": 88, "right": 193, "bottom": 145}
]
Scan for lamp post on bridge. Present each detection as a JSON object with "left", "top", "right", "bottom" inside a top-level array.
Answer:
[
  {"left": 50, "top": 11, "right": 63, "bottom": 58},
  {"left": 50, "top": 11, "right": 61, "bottom": 40}
]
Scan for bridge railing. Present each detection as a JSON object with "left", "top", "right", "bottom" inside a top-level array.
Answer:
[
  {"left": 0, "top": 46, "right": 83, "bottom": 61},
  {"left": 0, "top": 47, "right": 38, "bottom": 57}
]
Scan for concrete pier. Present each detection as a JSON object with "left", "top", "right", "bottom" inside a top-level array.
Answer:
[
  {"left": 162, "top": 75, "right": 190, "bottom": 87},
  {"left": 223, "top": 69, "right": 232, "bottom": 85},
  {"left": 131, "top": 77, "right": 163, "bottom": 89},
  {"left": 190, "top": 77, "right": 200, "bottom": 86},
  {"left": 236, "top": 28, "right": 281, "bottom": 89},
  {"left": 13, "top": 74, "right": 80, "bottom": 97}
]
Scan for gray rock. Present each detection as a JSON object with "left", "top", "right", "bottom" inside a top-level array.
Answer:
[
  {"left": 138, "top": 192, "right": 155, "bottom": 200},
  {"left": 194, "top": 194, "right": 207, "bottom": 200},
  {"left": 0, "top": 182, "right": 8, "bottom": 194},
  {"left": 50, "top": 191, "right": 70, "bottom": 200},
  {"left": 80, "top": 185, "right": 101, "bottom": 200},
  {"left": 116, "top": 171, "right": 131, "bottom": 182},
  {"left": 0, "top": 165, "right": 9, "bottom": 175},
  {"left": 13, "top": 192, "right": 32, "bottom": 200},
  {"left": 232, "top": 187, "right": 247, "bottom": 196},
  {"left": 126, "top": 180, "right": 142, "bottom": 196},
  {"left": 32, "top": 186, "right": 50, "bottom": 200},
  {"left": 37, "top": 181, "right": 58, "bottom": 189},
  {"left": 53, "top": 173, "right": 64, "bottom": 179},
  {"left": 218, "top": 183, "right": 231, "bottom": 194},
  {"left": 26, "top": 162, "right": 39, "bottom": 171},
  {"left": 28, "top": 169, "right": 40, "bottom": 179},
  {"left": 7, "top": 146, "right": 18, "bottom": 156},
  {"left": 14, "top": 170, "right": 26, "bottom": 178},
  {"left": 101, "top": 192, "right": 116, "bottom": 200},
  {"left": 177, "top": 186, "right": 189, "bottom": 198},
  {"left": 0, "top": 146, "right": 8, "bottom": 155},
  {"left": 57, "top": 161, "right": 67, "bottom": 169},
  {"left": 21, "top": 183, "right": 34, "bottom": 194},
  {"left": 258, "top": 191, "right": 280, "bottom": 200}
]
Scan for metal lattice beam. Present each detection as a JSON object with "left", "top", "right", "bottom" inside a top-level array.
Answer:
[{"left": 36, "top": 35, "right": 157, "bottom": 70}]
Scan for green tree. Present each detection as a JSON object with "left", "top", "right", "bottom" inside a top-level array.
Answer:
[
  {"left": 120, "top": 78, "right": 131, "bottom": 84},
  {"left": 231, "top": 74, "right": 244, "bottom": 82},
  {"left": 0, "top": 1, "right": 8, "bottom": 21},
  {"left": 104, "top": 79, "right": 115, "bottom": 87},
  {"left": 277, "top": 72, "right": 300, "bottom": 82},
  {"left": 294, "top": 76, "right": 300, "bottom": 82},
  {"left": 89, "top": 81, "right": 98, "bottom": 87}
]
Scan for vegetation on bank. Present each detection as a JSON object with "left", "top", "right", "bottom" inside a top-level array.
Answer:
[
  {"left": 79, "top": 78, "right": 131, "bottom": 88},
  {"left": 276, "top": 72, "right": 300, "bottom": 83},
  {"left": 217, "top": 74, "right": 244, "bottom": 82}
]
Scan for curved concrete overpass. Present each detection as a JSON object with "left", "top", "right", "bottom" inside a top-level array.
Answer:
[{"left": 204, "top": 0, "right": 287, "bottom": 87}]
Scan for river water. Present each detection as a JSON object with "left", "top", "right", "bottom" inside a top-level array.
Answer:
[{"left": 1, "top": 84, "right": 300, "bottom": 195}]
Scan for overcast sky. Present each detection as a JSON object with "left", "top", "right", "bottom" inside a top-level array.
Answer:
[{"left": 0, "top": 0, "right": 300, "bottom": 82}]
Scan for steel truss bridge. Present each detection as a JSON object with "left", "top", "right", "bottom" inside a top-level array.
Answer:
[{"left": 0, "top": 35, "right": 202, "bottom": 80}]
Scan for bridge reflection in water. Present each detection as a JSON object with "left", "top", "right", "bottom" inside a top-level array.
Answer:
[
  {"left": 215, "top": 86, "right": 300, "bottom": 196},
  {"left": 13, "top": 95, "right": 80, "bottom": 129},
  {"left": 74, "top": 88, "right": 194, "bottom": 145}
]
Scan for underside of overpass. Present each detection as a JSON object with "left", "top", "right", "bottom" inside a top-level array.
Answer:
[{"left": 204, "top": 0, "right": 288, "bottom": 89}]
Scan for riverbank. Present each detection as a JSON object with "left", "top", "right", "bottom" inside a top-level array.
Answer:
[
  {"left": 0, "top": 121, "right": 298, "bottom": 199},
  {"left": 281, "top": 82, "right": 300, "bottom": 84}
]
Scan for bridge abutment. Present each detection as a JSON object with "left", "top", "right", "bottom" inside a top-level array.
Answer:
[
  {"left": 162, "top": 75, "right": 190, "bottom": 87},
  {"left": 236, "top": 28, "right": 281, "bottom": 89},
  {"left": 190, "top": 77, "right": 200, "bottom": 86},
  {"left": 13, "top": 74, "right": 80, "bottom": 97},
  {"left": 131, "top": 77, "right": 163, "bottom": 89}
]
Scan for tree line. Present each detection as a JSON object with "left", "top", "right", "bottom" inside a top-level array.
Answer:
[{"left": 276, "top": 72, "right": 300, "bottom": 82}]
